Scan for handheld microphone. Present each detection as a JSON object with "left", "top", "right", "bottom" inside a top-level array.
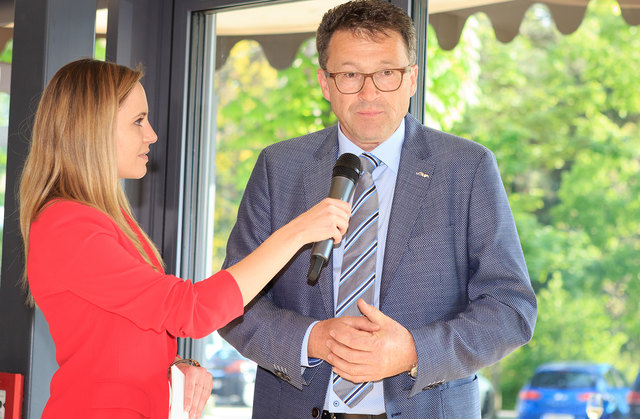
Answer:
[{"left": 307, "top": 153, "right": 361, "bottom": 284}]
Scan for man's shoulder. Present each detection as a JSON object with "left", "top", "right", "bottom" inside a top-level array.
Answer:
[{"left": 406, "top": 115, "right": 490, "bottom": 159}]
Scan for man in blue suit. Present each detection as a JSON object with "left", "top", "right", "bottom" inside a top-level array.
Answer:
[{"left": 219, "top": 1, "right": 537, "bottom": 418}]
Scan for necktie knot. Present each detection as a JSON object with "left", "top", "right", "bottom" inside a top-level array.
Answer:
[{"left": 360, "top": 153, "right": 381, "bottom": 175}]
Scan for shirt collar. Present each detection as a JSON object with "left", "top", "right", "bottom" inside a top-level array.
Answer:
[{"left": 337, "top": 118, "right": 404, "bottom": 175}]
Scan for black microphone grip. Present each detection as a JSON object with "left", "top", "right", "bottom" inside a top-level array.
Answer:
[{"left": 307, "top": 153, "right": 361, "bottom": 284}]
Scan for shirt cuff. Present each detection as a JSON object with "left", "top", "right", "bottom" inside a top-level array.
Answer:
[{"left": 300, "top": 321, "right": 323, "bottom": 370}]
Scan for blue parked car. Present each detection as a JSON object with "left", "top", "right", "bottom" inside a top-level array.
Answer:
[
  {"left": 516, "top": 361, "right": 630, "bottom": 419},
  {"left": 627, "top": 368, "right": 640, "bottom": 418}
]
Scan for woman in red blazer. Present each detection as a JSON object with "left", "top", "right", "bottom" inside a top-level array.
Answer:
[{"left": 19, "top": 59, "right": 350, "bottom": 419}]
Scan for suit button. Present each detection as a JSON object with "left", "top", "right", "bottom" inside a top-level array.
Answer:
[{"left": 311, "top": 407, "right": 321, "bottom": 418}]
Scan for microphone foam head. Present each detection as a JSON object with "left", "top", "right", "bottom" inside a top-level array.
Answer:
[{"left": 333, "top": 153, "right": 361, "bottom": 183}]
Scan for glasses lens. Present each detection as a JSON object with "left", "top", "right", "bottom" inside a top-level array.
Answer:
[
  {"left": 335, "top": 72, "right": 364, "bottom": 94},
  {"left": 333, "top": 69, "right": 405, "bottom": 93},
  {"left": 373, "top": 69, "right": 403, "bottom": 91}
]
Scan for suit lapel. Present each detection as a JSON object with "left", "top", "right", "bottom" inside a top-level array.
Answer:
[
  {"left": 302, "top": 128, "right": 340, "bottom": 318},
  {"left": 299, "top": 118, "right": 436, "bottom": 312},
  {"left": 380, "top": 116, "right": 435, "bottom": 306}
]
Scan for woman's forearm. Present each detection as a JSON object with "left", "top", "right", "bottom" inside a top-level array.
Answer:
[
  {"left": 226, "top": 225, "right": 303, "bottom": 306},
  {"left": 225, "top": 197, "right": 349, "bottom": 306}
]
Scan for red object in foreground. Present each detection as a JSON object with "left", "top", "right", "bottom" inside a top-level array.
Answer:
[{"left": 0, "top": 371, "right": 24, "bottom": 419}]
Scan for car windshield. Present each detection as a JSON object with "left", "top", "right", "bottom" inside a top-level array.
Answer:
[{"left": 531, "top": 371, "right": 597, "bottom": 389}]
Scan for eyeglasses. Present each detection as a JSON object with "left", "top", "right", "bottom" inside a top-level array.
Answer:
[{"left": 324, "top": 66, "right": 412, "bottom": 94}]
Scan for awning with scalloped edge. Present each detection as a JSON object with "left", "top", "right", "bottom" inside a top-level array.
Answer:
[
  {"left": 213, "top": 0, "right": 640, "bottom": 69},
  {"left": 429, "top": 0, "right": 640, "bottom": 50}
]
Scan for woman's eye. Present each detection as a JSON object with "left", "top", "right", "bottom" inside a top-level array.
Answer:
[{"left": 134, "top": 118, "right": 144, "bottom": 126}]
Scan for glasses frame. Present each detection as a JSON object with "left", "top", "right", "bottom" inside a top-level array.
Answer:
[{"left": 324, "top": 66, "right": 413, "bottom": 94}]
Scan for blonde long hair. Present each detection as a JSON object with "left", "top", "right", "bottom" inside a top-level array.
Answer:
[{"left": 19, "top": 59, "right": 164, "bottom": 300}]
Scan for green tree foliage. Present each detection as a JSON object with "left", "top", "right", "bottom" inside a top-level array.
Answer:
[
  {"left": 428, "top": 1, "right": 640, "bottom": 408},
  {"left": 212, "top": 0, "right": 639, "bottom": 409},
  {"left": 0, "top": 38, "right": 11, "bottom": 62},
  {"left": 212, "top": 39, "right": 336, "bottom": 269},
  {"left": 95, "top": 38, "right": 106, "bottom": 61},
  {"left": 0, "top": 38, "right": 12, "bottom": 261}
]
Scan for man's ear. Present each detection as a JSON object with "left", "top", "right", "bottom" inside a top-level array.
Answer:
[
  {"left": 409, "top": 64, "right": 419, "bottom": 96},
  {"left": 317, "top": 68, "right": 331, "bottom": 102}
]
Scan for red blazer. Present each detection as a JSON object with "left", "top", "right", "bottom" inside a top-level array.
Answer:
[{"left": 28, "top": 200, "right": 244, "bottom": 418}]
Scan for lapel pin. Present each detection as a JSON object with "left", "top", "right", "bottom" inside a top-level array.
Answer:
[{"left": 416, "top": 171, "right": 430, "bottom": 178}]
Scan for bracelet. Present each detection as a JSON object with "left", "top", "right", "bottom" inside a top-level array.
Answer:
[
  {"left": 168, "top": 358, "right": 201, "bottom": 379},
  {"left": 171, "top": 358, "right": 201, "bottom": 368}
]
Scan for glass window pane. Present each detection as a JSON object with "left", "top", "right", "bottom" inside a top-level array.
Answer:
[
  {"left": 95, "top": 8, "right": 106, "bottom": 60},
  {"left": 184, "top": 2, "right": 348, "bottom": 417},
  {"left": 424, "top": 2, "right": 640, "bottom": 411},
  {"left": 0, "top": 38, "right": 11, "bottom": 269}
]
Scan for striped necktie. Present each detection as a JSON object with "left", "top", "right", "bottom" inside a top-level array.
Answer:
[{"left": 332, "top": 152, "right": 381, "bottom": 407}]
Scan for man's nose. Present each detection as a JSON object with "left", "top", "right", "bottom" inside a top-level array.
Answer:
[{"left": 358, "top": 75, "right": 380, "bottom": 100}]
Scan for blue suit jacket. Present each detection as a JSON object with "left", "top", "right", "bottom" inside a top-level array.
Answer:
[{"left": 219, "top": 114, "right": 537, "bottom": 418}]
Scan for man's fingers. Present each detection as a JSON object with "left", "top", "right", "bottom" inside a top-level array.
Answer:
[
  {"left": 329, "top": 327, "right": 376, "bottom": 351},
  {"left": 330, "top": 360, "right": 379, "bottom": 383},
  {"left": 327, "top": 334, "right": 374, "bottom": 364},
  {"left": 340, "top": 314, "right": 380, "bottom": 332},
  {"left": 357, "top": 299, "right": 386, "bottom": 324}
]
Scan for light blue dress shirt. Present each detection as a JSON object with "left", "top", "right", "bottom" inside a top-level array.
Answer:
[{"left": 300, "top": 119, "right": 404, "bottom": 414}]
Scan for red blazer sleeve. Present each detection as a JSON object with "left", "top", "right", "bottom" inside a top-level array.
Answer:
[{"left": 28, "top": 200, "right": 244, "bottom": 338}]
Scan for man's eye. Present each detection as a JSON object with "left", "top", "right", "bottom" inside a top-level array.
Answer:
[
  {"left": 343, "top": 72, "right": 359, "bottom": 79},
  {"left": 379, "top": 70, "right": 394, "bottom": 77}
]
